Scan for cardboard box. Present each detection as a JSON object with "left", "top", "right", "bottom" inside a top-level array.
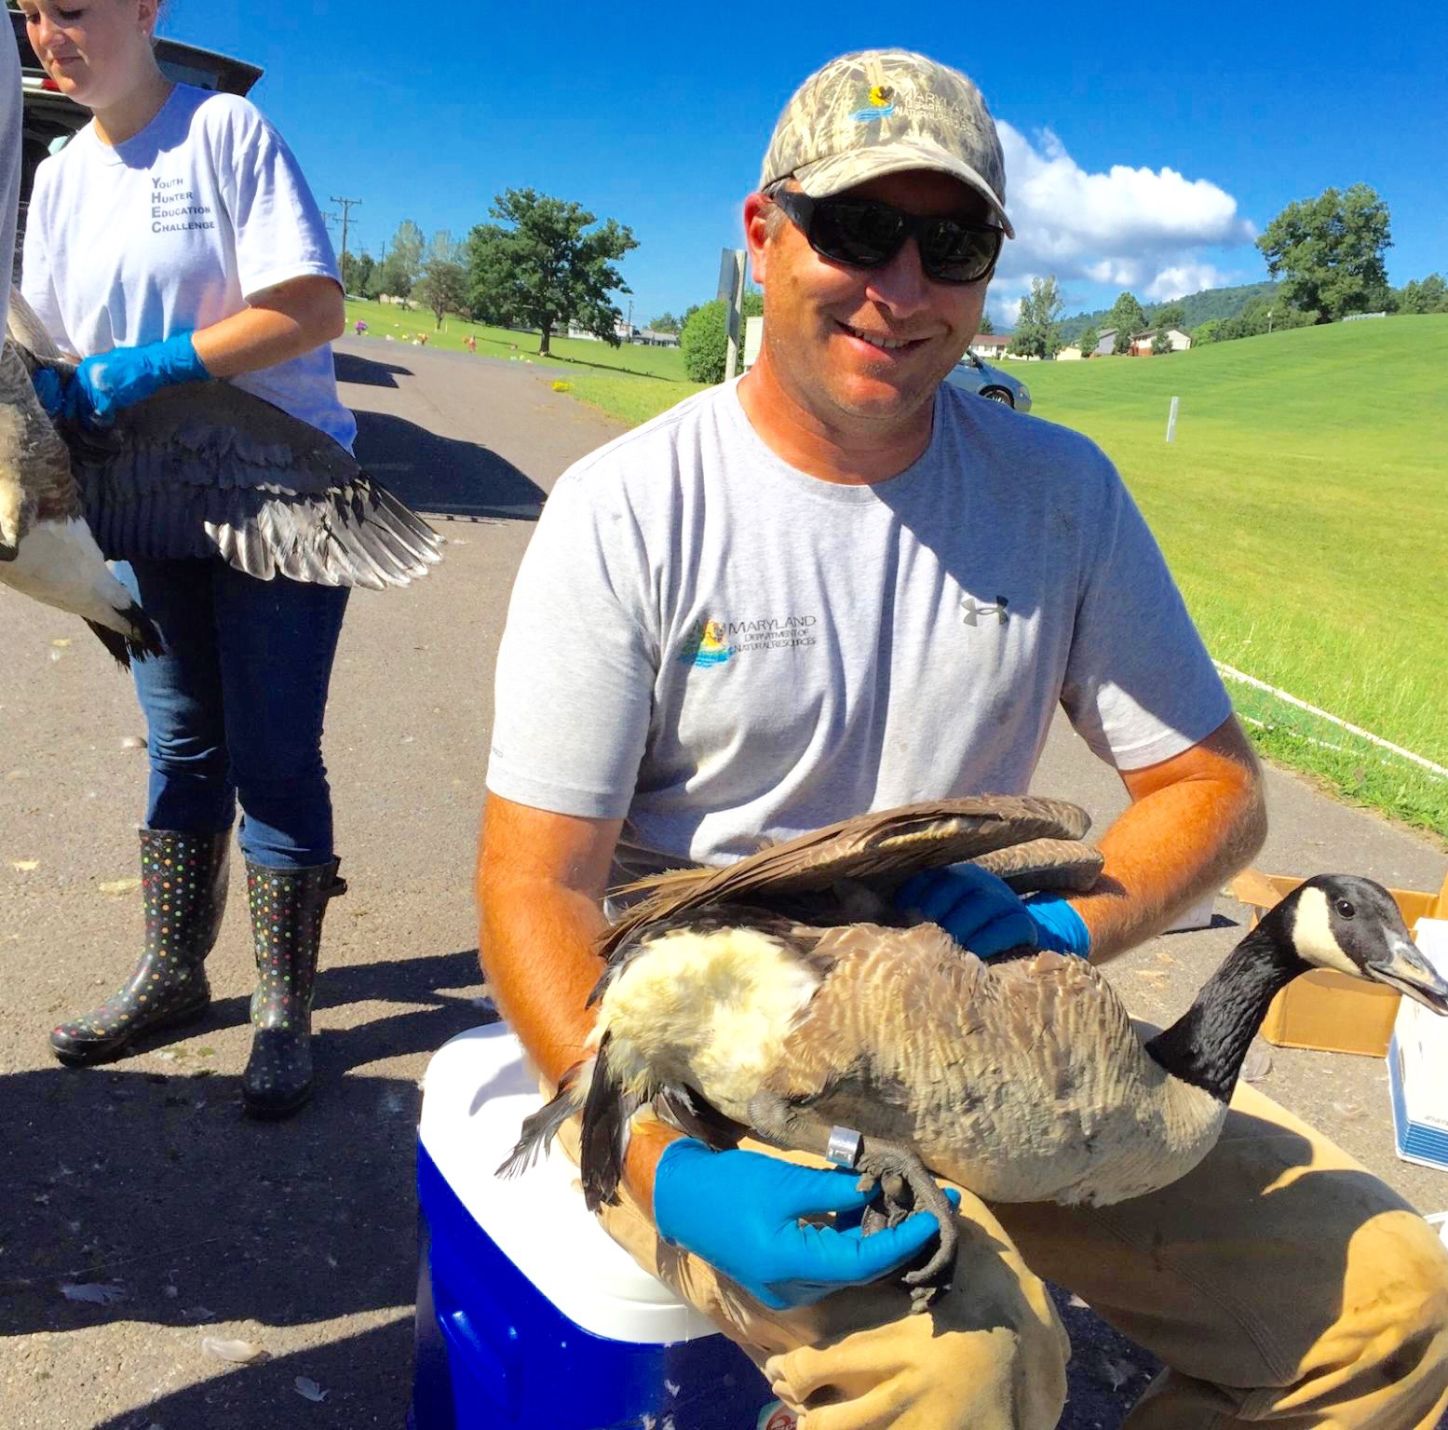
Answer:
[
  {"left": 1228, "top": 868, "right": 1448, "bottom": 1058},
  {"left": 1387, "top": 919, "right": 1448, "bottom": 1169}
]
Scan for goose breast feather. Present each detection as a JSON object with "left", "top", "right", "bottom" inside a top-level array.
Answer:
[{"left": 763, "top": 924, "right": 1217, "bottom": 1205}]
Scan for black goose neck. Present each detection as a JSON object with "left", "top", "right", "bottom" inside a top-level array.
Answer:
[{"left": 1144, "top": 917, "right": 1305, "bottom": 1101}]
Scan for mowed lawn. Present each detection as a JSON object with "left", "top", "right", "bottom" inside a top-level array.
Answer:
[{"left": 1018, "top": 319, "right": 1447, "bottom": 787}]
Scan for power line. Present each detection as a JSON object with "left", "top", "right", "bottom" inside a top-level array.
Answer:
[{"left": 330, "top": 196, "right": 362, "bottom": 285}]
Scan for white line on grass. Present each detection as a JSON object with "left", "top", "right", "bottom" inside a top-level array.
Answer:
[{"left": 1218, "top": 663, "right": 1447, "bottom": 780}]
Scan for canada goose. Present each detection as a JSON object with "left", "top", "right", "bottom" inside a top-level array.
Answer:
[
  {"left": 502, "top": 796, "right": 1448, "bottom": 1305},
  {"left": 0, "top": 300, "right": 162, "bottom": 666},
  {"left": 5, "top": 288, "right": 442, "bottom": 595}
]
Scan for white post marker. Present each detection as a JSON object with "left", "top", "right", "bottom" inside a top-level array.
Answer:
[{"left": 1165, "top": 395, "right": 1180, "bottom": 443}]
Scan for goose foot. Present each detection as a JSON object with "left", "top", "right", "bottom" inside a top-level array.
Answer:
[
  {"left": 852, "top": 1137, "right": 958, "bottom": 1311},
  {"left": 742, "top": 1094, "right": 956, "bottom": 1313}
]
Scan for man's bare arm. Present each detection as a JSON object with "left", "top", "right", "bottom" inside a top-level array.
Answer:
[
  {"left": 1072, "top": 714, "right": 1268, "bottom": 960},
  {"left": 476, "top": 792, "right": 677, "bottom": 1206}
]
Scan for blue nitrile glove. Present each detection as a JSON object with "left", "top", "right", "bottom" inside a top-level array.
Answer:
[
  {"left": 31, "top": 365, "right": 67, "bottom": 419},
  {"left": 63, "top": 333, "right": 209, "bottom": 427},
  {"left": 652, "top": 1138, "right": 960, "bottom": 1310},
  {"left": 895, "top": 864, "right": 1091, "bottom": 959}
]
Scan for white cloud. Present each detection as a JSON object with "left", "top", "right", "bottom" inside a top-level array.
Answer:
[
  {"left": 990, "top": 123, "right": 1255, "bottom": 313},
  {"left": 1144, "top": 264, "right": 1232, "bottom": 301},
  {"left": 995, "top": 294, "right": 1023, "bottom": 327}
]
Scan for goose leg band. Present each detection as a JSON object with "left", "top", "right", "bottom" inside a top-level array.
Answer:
[{"left": 827, "top": 1126, "right": 863, "bottom": 1167}]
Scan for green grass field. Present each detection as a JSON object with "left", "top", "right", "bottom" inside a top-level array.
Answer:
[
  {"left": 343, "top": 300, "right": 1448, "bottom": 836},
  {"left": 1015, "top": 318, "right": 1448, "bottom": 836}
]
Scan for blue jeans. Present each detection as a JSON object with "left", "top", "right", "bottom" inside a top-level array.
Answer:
[{"left": 114, "top": 559, "right": 350, "bottom": 869}]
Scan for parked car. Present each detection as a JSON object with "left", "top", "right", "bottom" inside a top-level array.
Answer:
[
  {"left": 943, "top": 352, "right": 1031, "bottom": 411},
  {"left": 9, "top": 7, "right": 261, "bottom": 265}
]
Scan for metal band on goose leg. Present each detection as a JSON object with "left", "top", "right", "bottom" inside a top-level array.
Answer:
[
  {"left": 50, "top": 828, "right": 230, "bottom": 1065},
  {"left": 240, "top": 858, "right": 345, "bottom": 1120},
  {"left": 744, "top": 1091, "right": 956, "bottom": 1311}
]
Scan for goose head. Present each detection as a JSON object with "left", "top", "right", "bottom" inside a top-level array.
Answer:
[{"left": 1277, "top": 874, "right": 1448, "bottom": 1014}]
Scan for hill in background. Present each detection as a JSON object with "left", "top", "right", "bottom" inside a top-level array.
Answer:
[{"left": 1058, "top": 281, "right": 1281, "bottom": 341}]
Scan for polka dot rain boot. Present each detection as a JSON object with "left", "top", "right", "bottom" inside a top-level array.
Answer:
[
  {"left": 241, "top": 858, "right": 345, "bottom": 1120},
  {"left": 50, "top": 828, "right": 231, "bottom": 1065}
]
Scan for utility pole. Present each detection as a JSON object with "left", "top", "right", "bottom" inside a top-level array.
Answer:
[{"left": 331, "top": 196, "right": 362, "bottom": 289}]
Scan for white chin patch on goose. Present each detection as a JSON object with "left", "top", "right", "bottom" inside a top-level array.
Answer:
[{"left": 1292, "top": 886, "right": 1358, "bottom": 976}]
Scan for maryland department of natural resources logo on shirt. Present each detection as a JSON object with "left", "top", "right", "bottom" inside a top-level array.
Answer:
[
  {"left": 678, "top": 613, "right": 821, "bottom": 667},
  {"left": 679, "top": 618, "right": 735, "bottom": 668}
]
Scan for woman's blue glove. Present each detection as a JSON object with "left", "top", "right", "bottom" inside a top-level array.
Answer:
[
  {"left": 895, "top": 864, "right": 1091, "bottom": 959},
  {"left": 63, "top": 333, "right": 209, "bottom": 427},
  {"left": 31, "top": 366, "right": 67, "bottom": 419},
  {"left": 653, "top": 1139, "right": 960, "bottom": 1310}
]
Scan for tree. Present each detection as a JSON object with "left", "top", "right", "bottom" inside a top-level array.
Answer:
[
  {"left": 680, "top": 290, "right": 764, "bottom": 383},
  {"left": 466, "top": 188, "right": 638, "bottom": 356},
  {"left": 1396, "top": 273, "right": 1448, "bottom": 314},
  {"left": 649, "top": 312, "right": 681, "bottom": 334},
  {"left": 1151, "top": 330, "right": 1174, "bottom": 356},
  {"left": 340, "top": 250, "right": 375, "bottom": 298},
  {"left": 1256, "top": 184, "right": 1392, "bottom": 323},
  {"left": 1011, "top": 276, "right": 1065, "bottom": 360},
  {"left": 1152, "top": 301, "right": 1186, "bottom": 333},
  {"left": 416, "top": 231, "right": 469, "bottom": 329},
  {"left": 1078, "top": 324, "right": 1100, "bottom": 357},
  {"left": 1107, "top": 292, "right": 1147, "bottom": 353},
  {"left": 977, "top": 312, "right": 994, "bottom": 335},
  {"left": 377, "top": 219, "right": 425, "bottom": 308}
]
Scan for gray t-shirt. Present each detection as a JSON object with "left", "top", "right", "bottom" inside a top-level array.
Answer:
[{"left": 487, "top": 380, "right": 1230, "bottom": 883}]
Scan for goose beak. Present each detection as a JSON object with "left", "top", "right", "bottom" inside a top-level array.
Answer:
[{"left": 1367, "top": 938, "right": 1448, "bottom": 1015}]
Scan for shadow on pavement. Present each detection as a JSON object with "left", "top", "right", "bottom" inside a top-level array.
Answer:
[
  {"left": 0, "top": 949, "right": 492, "bottom": 1354},
  {"left": 93, "top": 1317, "right": 416, "bottom": 1430},
  {"left": 333, "top": 351, "right": 412, "bottom": 388},
  {"left": 354, "top": 409, "right": 545, "bottom": 521},
  {"left": 547, "top": 350, "right": 677, "bottom": 381}
]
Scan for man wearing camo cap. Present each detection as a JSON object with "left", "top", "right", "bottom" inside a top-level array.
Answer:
[{"left": 480, "top": 49, "right": 1448, "bottom": 1428}]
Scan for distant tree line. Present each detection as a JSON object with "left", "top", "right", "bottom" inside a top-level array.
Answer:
[
  {"left": 337, "top": 180, "right": 1443, "bottom": 368},
  {"left": 336, "top": 193, "right": 638, "bottom": 354},
  {"left": 1052, "top": 184, "right": 1443, "bottom": 356}
]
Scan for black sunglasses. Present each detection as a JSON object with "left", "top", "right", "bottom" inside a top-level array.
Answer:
[{"left": 768, "top": 188, "right": 1004, "bottom": 285}]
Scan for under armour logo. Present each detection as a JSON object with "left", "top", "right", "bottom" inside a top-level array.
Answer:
[{"left": 960, "top": 594, "right": 1009, "bottom": 627}]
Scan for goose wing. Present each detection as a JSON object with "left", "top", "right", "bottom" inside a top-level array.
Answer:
[
  {"left": 601, "top": 796, "right": 1100, "bottom": 959},
  {"left": 766, "top": 925, "right": 1150, "bottom": 1202},
  {"left": 69, "top": 381, "right": 443, "bottom": 589},
  {"left": 6, "top": 287, "right": 66, "bottom": 362}
]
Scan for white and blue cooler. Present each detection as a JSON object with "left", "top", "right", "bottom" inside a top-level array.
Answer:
[{"left": 410, "top": 1023, "right": 780, "bottom": 1429}]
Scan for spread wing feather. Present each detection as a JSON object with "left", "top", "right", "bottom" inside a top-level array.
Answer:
[
  {"left": 601, "top": 797, "right": 1094, "bottom": 958},
  {"left": 2, "top": 298, "right": 444, "bottom": 590}
]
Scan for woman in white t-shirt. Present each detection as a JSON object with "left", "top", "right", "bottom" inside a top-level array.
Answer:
[{"left": 20, "top": 0, "right": 384, "bottom": 1119}]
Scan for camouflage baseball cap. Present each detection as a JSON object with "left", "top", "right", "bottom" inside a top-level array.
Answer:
[{"left": 759, "top": 50, "right": 1013, "bottom": 239}]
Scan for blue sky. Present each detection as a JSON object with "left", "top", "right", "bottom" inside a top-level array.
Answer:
[{"left": 165, "top": 0, "right": 1446, "bottom": 328}]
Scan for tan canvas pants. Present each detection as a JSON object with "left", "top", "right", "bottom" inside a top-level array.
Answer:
[{"left": 560, "top": 1083, "right": 1448, "bottom": 1429}]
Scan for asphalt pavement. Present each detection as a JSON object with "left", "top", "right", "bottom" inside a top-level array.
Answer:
[{"left": 1, "top": 338, "right": 1444, "bottom": 1428}]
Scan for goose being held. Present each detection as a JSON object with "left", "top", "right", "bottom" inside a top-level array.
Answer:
[
  {"left": 503, "top": 796, "right": 1448, "bottom": 1304},
  {"left": 4, "top": 287, "right": 441, "bottom": 604},
  {"left": 0, "top": 293, "right": 161, "bottom": 665}
]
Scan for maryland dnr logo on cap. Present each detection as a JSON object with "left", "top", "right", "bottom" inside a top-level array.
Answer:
[
  {"left": 851, "top": 83, "right": 895, "bottom": 121},
  {"left": 757, "top": 1402, "right": 799, "bottom": 1430}
]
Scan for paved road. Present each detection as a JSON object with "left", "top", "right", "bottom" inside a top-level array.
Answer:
[{"left": 1, "top": 340, "right": 1443, "bottom": 1428}]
